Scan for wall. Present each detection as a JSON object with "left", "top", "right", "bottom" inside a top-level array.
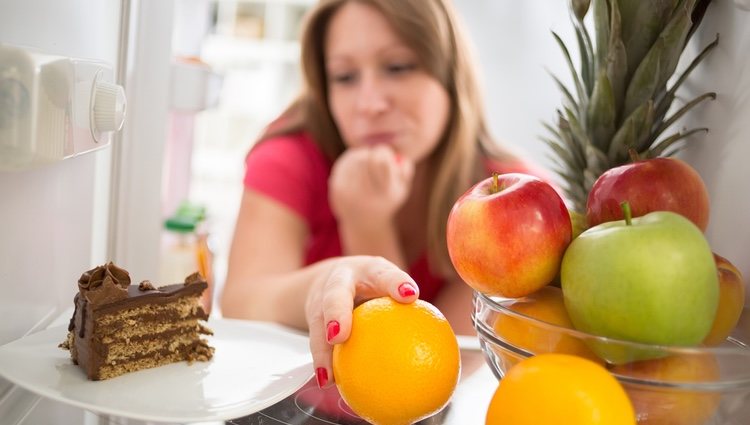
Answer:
[
  {"left": 679, "top": 1, "right": 750, "bottom": 304},
  {"left": 453, "top": 0, "right": 574, "bottom": 184}
]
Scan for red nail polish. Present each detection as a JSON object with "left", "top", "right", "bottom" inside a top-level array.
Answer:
[
  {"left": 316, "top": 367, "right": 328, "bottom": 388},
  {"left": 327, "top": 320, "right": 340, "bottom": 342},
  {"left": 398, "top": 282, "right": 416, "bottom": 297}
]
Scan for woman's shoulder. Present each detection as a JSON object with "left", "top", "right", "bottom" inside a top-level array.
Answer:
[
  {"left": 250, "top": 131, "right": 327, "bottom": 162},
  {"left": 243, "top": 131, "right": 332, "bottom": 220},
  {"left": 246, "top": 131, "right": 331, "bottom": 175}
]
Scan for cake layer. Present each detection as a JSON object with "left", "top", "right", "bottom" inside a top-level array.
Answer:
[
  {"left": 96, "top": 341, "right": 214, "bottom": 381},
  {"left": 95, "top": 297, "right": 207, "bottom": 335},
  {"left": 103, "top": 333, "right": 208, "bottom": 361},
  {"left": 99, "top": 320, "right": 213, "bottom": 344}
]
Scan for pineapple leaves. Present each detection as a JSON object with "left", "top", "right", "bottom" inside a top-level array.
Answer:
[
  {"left": 543, "top": 136, "right": 580, "bottom": 173},
  {"left": 593, "top": 0, "right": 609, "bottom": 73},
  {"left": 565, "top": 106, "right": 592, "bottom": 151},
  {"left": 622, "top": 0, "right": 695, "bottom": 119},
  {"left": 608, "top": 100, "right": 654, "bottom": 164},
  {"left": 552, "top": 31, "right": 589, "bottom": 114},
  {"left": 606, "top": 0, "right": 627, "bottom": 122},
  {"left": 587, "top": 71, "right": 616, "bottom": 153},
  {"left": 686, "top": 0, "right": 713, "bottom": 46},
  {"left": 575, "top": 20, "right": 595, "bottom": 95},
  {"left": 618, "top": 0, "right": 678, "bottom": 80},
  {"left": 654, "top": 34, "right": 719, "bottom": 124},
  {"left": 571, "top": 0, "right": 591, "bottom": 21},
  {"left": 648, "top": 127, "right": 709, "bottom": 158},
  {"left": 548, "top": 72, "right": 579, "bottom": 112},
  {"left": 553, "top": 113, "right": 587, "bottom": 170},
  {"left": 570, "top": 0, "right": 595, "bottom": 96},
  {"left": 649, "top": 92, "right": 716, "bottom": 148},
  {"left": 584, "top": 144, "right": 609, "bottom": 178}
]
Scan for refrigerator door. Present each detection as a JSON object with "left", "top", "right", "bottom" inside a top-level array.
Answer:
[
  {"left": 0, "top": 0, "right": 122, "bottom": 423},
  {"left": 0, "top": 0, "right": 122, "bottom": 347}
]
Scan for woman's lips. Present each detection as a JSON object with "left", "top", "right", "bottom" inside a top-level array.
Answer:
[{"left": 362, "top": 132, "right": 396, "bottom": 146}]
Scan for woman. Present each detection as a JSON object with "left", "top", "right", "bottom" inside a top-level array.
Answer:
[{"left": 220, "top": 0, "right": 544, "bottom": 389}]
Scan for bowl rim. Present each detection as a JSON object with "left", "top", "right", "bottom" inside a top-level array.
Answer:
[{"left": 472, "top": 290, "right": 750, "bottom": 390}]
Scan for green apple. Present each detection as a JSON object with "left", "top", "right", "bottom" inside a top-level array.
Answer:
[{"left": 561, "top": 205, "right": 719, "bottom": 364}]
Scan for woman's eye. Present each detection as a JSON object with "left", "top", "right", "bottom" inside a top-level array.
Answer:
[
  {"left": 330, "top": 72, "right": 357, "bottom": 85},
  {"left": 386, "top": 63, "right": 416, "bottom": 75}
]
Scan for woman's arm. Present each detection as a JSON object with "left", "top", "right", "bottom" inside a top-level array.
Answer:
[
  {"left": 220, "top": 189, "right": 419, "bottom": 387},
  {"left": 221, "top": 189, "right": 315, "bottom": 329}
]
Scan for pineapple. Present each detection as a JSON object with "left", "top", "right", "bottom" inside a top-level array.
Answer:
[{"left": 544, "top": 0, "right": 717, "bottom": 214}]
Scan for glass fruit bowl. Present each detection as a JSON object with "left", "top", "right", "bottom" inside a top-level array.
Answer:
[{"left": 472, "top": 289, "right": 750, "bottom": 425}]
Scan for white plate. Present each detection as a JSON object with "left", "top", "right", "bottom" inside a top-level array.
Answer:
[{"left": 0, "top": 318, "right": 313, "bottom": 422}]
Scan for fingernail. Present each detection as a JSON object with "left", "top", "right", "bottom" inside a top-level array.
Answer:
[
  {"left": 316, "top": 367, "right": 329, "bottom": 388},
  {"left": 395, "top": 153, "right": 403, "bottom": 164},
  {"left": 327, "top": 320, "right": 340, "bottom": 342},
  {"left": 398, "top": 282, "right": 416, "bottom": 297}
]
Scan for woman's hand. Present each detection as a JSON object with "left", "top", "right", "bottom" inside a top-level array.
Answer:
[
  {"left": 329, "top": 144, "right": 415, "bottom": 227},
  {"left": 305, "top": 255, "right": 419, "bottom": 388}
]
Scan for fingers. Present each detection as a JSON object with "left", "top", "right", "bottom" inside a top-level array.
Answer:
[
  {"left": 308, "top": 257, "right": 419, "bottom": 389},
  {"left": 360, "top": 257, "right": 420, "bottom": 304},
  {"left": 396, "top": 153, "right": 415, "bottom": 185},
  {"left": 308, "top": 265, "right": 358, "bottom": 389},
  {"left": 322, "top": 266, "right": 356, "bottom": 345},
  {"left": 367, "top": 144, "right": 397, "bottom": 192},
  {"left": 307, "top": 306, "right": 333, "bottom": 388},
  {"left": 368, "top": 144, "right": 417, "bottom": 193}
]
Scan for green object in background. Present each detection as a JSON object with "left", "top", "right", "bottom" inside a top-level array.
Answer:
[
  {"left": 175, "top": 201, "right": 207, "bottom": 222},
  {"left": 164, "top": 201, "right": 208, "bottom": 233},
  {"left": 164, "top": 214, "right": 197, "bottom": 233}
]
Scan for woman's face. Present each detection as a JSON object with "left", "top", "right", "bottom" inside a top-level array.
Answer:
[{"left": 324, "top": 2, "right": 451, "bottom": 161}]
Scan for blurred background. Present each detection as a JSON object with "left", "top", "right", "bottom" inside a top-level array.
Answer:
[{"left": 165, "top": 0, "right": 576, "bottom": 307}]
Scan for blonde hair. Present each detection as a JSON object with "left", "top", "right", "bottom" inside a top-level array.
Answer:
[{"left": 263, "top": 0, "right": 516, "bottom": 278}]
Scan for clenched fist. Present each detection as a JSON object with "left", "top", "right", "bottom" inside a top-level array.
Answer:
[{"left": 329, "top": 144, "right": 415, "bottom": 227}]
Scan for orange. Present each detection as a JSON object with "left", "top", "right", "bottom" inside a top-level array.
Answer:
[
  {"left": 493, "top": 286, "right": 603, "bottom": 370},
  {"left": 611, "top": 353, "right": 720, "bottom": 425},
  {"left": 486, "top": 353, "right": 635, "bottom": 425},
  {"left": 332, "top": 297, "right": 460, "bottom": 425}
]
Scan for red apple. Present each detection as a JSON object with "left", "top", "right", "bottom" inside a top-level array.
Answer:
[
  {"left": 446, "top": 173, "right": 572, "bottom": 298},
  {"left": 703, "top": 253, "right": 746, "bottom": 346},
  {"left": 586, "top": 157, "right": 710, "bottom": 231}
]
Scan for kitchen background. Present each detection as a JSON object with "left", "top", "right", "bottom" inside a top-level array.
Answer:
[{"left": 1, "top": 0, "right": 749, "bottom": 423}]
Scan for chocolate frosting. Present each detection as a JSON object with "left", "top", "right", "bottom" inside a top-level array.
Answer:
[
  {"left": 78, "top": 262, "right": 130, "bottom": 305},
  {"left": 138, "top": 280, "right": 156, "bottom": 291},
  {"left": 184, "top": 272, "right": 204, "bottom": 285}
]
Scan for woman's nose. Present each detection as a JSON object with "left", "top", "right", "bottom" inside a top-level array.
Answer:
[{"left": 355, "top": 73, "right": 388, "bottom": 115}]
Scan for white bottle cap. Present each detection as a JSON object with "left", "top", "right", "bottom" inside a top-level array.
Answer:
[{"left": 92, "top": 80, "right": 126, "bottom": 133}]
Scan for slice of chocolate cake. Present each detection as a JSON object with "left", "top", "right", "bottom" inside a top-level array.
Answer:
[{"left": 60, "top": 262, "right": 214, "bottom": 380}]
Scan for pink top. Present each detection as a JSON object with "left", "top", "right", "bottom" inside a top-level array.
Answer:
[{"left": 244, "top": 132, "right": 548, "bottom": 302}]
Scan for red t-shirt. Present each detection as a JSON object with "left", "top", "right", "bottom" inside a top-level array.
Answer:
[{"left": 244, "top": 132, "right": 549, "bottom": 302}]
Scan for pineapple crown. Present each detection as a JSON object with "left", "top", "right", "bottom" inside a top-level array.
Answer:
[{"left": 544, "top": 0, "right": 717, "bottom": 213}]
